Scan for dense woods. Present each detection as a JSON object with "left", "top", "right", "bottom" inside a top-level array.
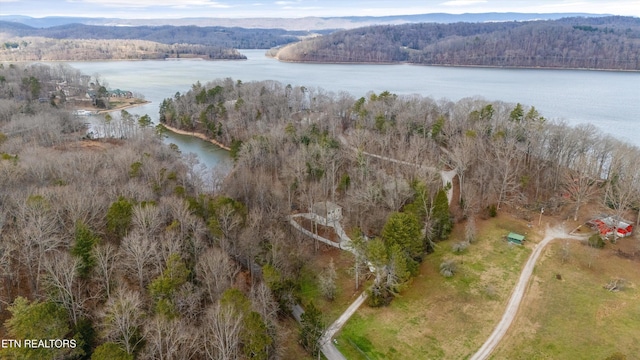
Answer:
[
  {"left": 161, "top": 77, "right": 640, "bottom": 243},
  {"left": 0, "top": 37, "right": 246, "bottom": 62},
  {"left": 0, "top": 65, "right": 290, "bottom": 359},
  {"left": 1, "top": 61, "right": 639, "bottom": 358},
  {"left": 274, "top": 16, "right": 640, "bottom": 70},
  {"left": 0, "top": 21, "right": 306, "bottom": 49}
]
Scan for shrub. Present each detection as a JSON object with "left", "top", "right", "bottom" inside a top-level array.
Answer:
[
  {"left": 588, "top": 234, "right": 605, "bottom": 249},
  {"left": 488, "top": 204, "right": 498, "bottom": 217},
  {"left": 440, "top": 259, "right": 457, "bottom": 277},
  {"left": 604, "top": 352, "right": 627, "bottom": 360},
  {"left": 452, "top": 241, "right": 469, "bottom": 253},
  {"left": 483, "top": 284, "right": 497, "bottom": 299}
]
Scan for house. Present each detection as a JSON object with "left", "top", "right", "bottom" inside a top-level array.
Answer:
[
  {"left": 507, "top": 232, "right": 525, "bottom": 245},
  {"left": 310, "top": 201, "right": 343, "bottom": 222},
  {"left": 588, "top": 216, "right": 634, "bottom": 238},
  {"left": 108, "top": 89, "right": 133, "bottom": 98}
]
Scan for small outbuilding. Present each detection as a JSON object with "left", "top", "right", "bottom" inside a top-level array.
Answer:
[
  {"left": 507, "top": 232, "right": 525, "bottom": 245},
  {"left": 311, "top": 201, "right": 343, "bottom": 222}
]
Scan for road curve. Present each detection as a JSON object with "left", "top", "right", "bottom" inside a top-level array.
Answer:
[
  {"left": 338, "top": 134, "right": 457, "bottom": 204},
  {"left": 469, "top": 225, "right": 583, "bottom": 360},
  {"left": 320, "top": 291, "right": 368, "bottom": 360}
]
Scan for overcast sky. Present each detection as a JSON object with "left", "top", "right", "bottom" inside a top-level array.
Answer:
[{"left": 1, "top": 0, "right": 639, "bottom": 19}]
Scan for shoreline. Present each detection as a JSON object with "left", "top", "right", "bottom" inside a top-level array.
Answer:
[
  {"left": 71, "top": 99, "right": 151, "bottom": 114},
  {"left": 160, "top": 123, "right": 231, "bottom": 151},
  {"left": 269, "top": 48, "right": 639, "bottom": 72},
  {"left": 95, "top": 100, "right": 151, "bottom": 114},
  {"left": 273, "top": 57, "right": 640, "bottom": 72}
]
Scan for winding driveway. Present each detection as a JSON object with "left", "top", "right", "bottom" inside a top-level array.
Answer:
[
  {"left": 469, "top": 225, "right": 584, "bottom": 360},
  {"left": 338, "top": 134, "right": 457, "bottom": 205}
]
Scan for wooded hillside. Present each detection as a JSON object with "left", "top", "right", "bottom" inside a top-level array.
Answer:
[
  {"left": 0, "top": 21, "right": 307, "bottom": 49},
  {"left": 161, "top": 77, "right": 640, "bottom": 235},
  {"left": 274, "top": 16, "right": 640, "bottom": 70},
  {"left": 0, "top": 36, "right": 246, "bottom": 62},
  {"left": 0, "top": 64, "right": 288, "bottom": 359},
  {"left": 1, "top": 63, "right": 639, "bottom": 359}
]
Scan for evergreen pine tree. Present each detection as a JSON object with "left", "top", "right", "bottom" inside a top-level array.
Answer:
[{"left": 432, "top": 189, "right": 453, "bottom": 241}]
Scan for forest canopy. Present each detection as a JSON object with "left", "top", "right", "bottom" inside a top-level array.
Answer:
[
  {"left": 273, "top": 16, "right": 640, "bottom": 70},
  {"left": 1, "top": 60, "right": 639, "bottom": 359}
]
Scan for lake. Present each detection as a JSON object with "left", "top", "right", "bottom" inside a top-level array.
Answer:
[{"left": 66, "top": 49, "right": 640, "bottom": 170}]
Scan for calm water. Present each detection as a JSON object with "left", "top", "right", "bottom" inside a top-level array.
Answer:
[{"left": 66, "top": 49, "right": 640, "bottom": 169}]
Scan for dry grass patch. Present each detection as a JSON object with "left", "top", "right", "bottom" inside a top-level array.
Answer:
[
  {"left": 297, "top": 245, "right": 366, "bottom": 321},
  {"left": 335, "top": 212, "right": 535, "bottom": 359},
  {"left": 493, "top": 238, "right": 640, "bottom": 360}
]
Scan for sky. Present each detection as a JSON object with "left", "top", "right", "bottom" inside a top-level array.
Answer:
[{"left": 1, "top": 0, "right": 639, "bottom": 19}]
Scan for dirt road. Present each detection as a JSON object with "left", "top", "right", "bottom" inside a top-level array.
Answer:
[
  {"left": 469, "top": 225, "right": 583, "bottom": 360},
  {"left": 319, "top": 291, "right": 368, "bottom": 360}
]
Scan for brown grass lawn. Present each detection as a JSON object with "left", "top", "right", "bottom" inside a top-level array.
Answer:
[
  {"left": 335, "top": 212, "right": 537, "bottom": 359},
  {"left": 492, "top": 235, "right": 640, "bottom": 360},
  {"left": 287, "top": 204, "right": 639, "bottom": 360}
]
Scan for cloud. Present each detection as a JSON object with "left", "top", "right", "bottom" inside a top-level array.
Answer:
[
  {"left": 274, "top": 1, "right": 300, "bottom": 5},
  {"left": 441, "top": 0, "right": 487, "bottom": 6},
  {"left": 66, "top": 0, "right": 230, "bottom": 8}
]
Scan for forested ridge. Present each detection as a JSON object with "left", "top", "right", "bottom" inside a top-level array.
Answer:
[
  {"left": 0, "top": 21, "right": 307, "bottom": 49},
  {"left": 0, "top": 64, "right": 297, "bottom": 359},
  {"left": 274, "top": 16, "right": 640, "bottom": 70},
  {"left": 161, "top": 77, "right": 640, "bottom": 218},
  {"left": 0, "top": 37, "right": 246, "bottom": 62},
  {"left": 161, "top": 76, "right": 640, "bottom": 305}
]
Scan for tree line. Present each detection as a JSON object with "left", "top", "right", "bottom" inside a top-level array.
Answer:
[
  {"left": 273, "top": 16, "right": 640, "bottom": 70},
  {"left": 0, "top": 64, "right": 291, "bottom": 359},
  {"left": 162, "top": 77, "right": 640, "bottom": 307},
  {"left": 0, "top": 37, "right": 246, "bottom": 62},
  {"left": 161, "top": 77, "right": 640, "bottom": 238},
  {"left": 0, "top": 20, "right": 307, "bottom": 49}
]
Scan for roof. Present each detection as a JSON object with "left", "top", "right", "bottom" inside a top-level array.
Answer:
[
  {"left": 507, "top": 232, "right": 525, "bottom": 241},
  {"left": 311, "top": 201, "right": 341, "bottom": 214}
]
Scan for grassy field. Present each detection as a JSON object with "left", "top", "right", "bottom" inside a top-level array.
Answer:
[
  {"left": 283, "top": 208, "right": 640, "bottom": 360},
  {"left": 492, "top": 236, "right": 640, "bottom": 359},
  {"left": 335, "top": 213, "right": 537, "bottom": 359}
]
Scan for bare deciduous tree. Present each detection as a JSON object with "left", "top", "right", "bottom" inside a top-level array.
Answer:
[
  {"left": 119, "top": 230, "right": 160, "bottom": 289},
  {"left": 101, "top": 287, "right": 146, "bottom": 355},
  {"left": 132, "top": 203, "right": 164, "bottom": 240},
  {"left": 94, "top": 242, "right": 119, "bottom": 299},
  {"left": 201, "top": 302, "right": 244, "bottom": 360},
  {"left": 196, "top": 247, "right": 239, "bottom": 304},
  {"left": 42, "top": 251, "right": 86, "bottom": 325},
  {"left": 10, "top": 195, "right": 63, "bottom": 295},
  {"left": 563, "top": 153, "right": 600, "bottom": 221},
  {"left": 318, "top": 258, "right": 338, "bottom": 300},
  {"left": 142, "top": 316, "right": 199, "bottom": 360}
]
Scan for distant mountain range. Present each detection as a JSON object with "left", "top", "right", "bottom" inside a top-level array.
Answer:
[{"left": 0, "top": 13, "right": 612, "bottom": 31}]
